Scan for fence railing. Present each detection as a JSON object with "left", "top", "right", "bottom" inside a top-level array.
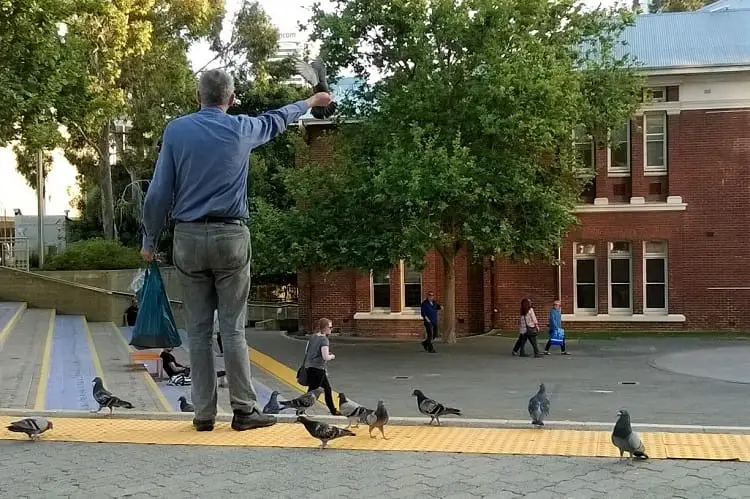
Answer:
[{"left": 0, "top": 236, "right": 29, "bottom": 272}]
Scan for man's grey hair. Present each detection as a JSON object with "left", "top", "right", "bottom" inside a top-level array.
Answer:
[{"left": 198, "top": 69, "right": 235, "bottom": 107}]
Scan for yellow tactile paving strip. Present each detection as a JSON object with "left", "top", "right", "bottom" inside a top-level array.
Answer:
[{"left": 1, "top": 416, "right": 749, "bottom": 460}]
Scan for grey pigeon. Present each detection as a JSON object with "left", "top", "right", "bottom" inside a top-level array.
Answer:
[
  {"left": 92, "top": 377, "right": 134, "bottom": 415},
  {"left": 338, "top": 392, "right": 373, "bottom": 428},
  {"left": 365, "top": 400, "right": 389, "bottom": 439},
  {"left": 412, "top": 389, "right": 462, "bottom": 426},
  {"left": 6, "top": 417, "right": 53, "bottom": 441},
  {"left": 263, "top": 391, "right": 282, "bottom": 415},
  {"left": 612, "top": 409, "right": 649, "bottom": 461},
  {"left": 296, "top": 415, "right": 355, "bottom": 449},
  {"left": 294, "top": 56, "right": 337, "bottom": 119},
  {"left": 528, "top": 383, "right": 550, "bottom": 426},
  {"left": 178, "top": 396, "right": 194, "bottom": 412},
  {"left": 279, "top": 387, "right": 324, "bottom": 415}
]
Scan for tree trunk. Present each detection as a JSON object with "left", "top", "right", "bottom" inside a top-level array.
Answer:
[
  {"left": 98, "top": 124, "right": 116, "bottom": 240},
  {"left": 440, "top": 246, "right": 458, "bottom": 344}
]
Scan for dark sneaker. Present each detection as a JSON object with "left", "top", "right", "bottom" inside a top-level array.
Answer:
[
  {"left": 231, "top": 409, "right": 277, "bottom": 431},
  {"left": 543, "top": 351, "right": 551, "bottom": 355},
  {"left": 193, "top": 419, "right": 214, "bottom": 432},
  {"left": 562, "top": 352, "right": 571, "bottom": 356},
  {"left": 421, "top": 340, "right": 429, "bottom": 352}
]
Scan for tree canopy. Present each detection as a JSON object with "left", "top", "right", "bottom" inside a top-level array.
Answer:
[{"left": 287, "top": 0, "right": 644, "bottom": 341}]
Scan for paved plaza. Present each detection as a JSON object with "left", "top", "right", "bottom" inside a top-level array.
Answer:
[
  {"left": 250, "top": 330, "right": 750, "bottom": 426},
  {"left": 3, "top": 441, "right": 750, "bottom": 499}
]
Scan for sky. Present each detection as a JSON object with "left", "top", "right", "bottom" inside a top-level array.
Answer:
[{"left": 0, "top": 0, "right": 617, "bottom": 217}]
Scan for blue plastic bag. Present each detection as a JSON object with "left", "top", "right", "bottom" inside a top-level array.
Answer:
[
  {"left": 549, "top": 328, "right": 565, "bottom": 346},
  {"left": 130, "top": 262, "right": 182, "bottom": 350}
]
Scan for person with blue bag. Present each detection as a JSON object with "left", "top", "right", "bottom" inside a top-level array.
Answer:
[
  {"left": 141, "top": 68, "right": 333, "bottom": 432},
  {"left": 544, "top": 298, "right": 569, "bottom": 355}
]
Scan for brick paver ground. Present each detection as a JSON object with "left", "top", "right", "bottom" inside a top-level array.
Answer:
[{"left": 1, "top": 441, "right": 748, "bottom": 498}]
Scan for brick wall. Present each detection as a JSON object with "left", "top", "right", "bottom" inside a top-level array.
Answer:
[{"left": 297, "top": 106, "right": 750, "bottom": 335}]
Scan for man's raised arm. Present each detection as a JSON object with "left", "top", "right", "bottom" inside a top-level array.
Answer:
[{"left": 242, "top": 92, "right": 333, "bottom": 148}]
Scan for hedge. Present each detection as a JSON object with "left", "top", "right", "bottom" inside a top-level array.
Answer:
[{"left": 43, "top": 238, "right": 142, "bottom": 270}]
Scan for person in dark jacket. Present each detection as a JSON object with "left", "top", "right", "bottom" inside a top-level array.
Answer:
[
  {"left": 420, "top": 292, "right": 441, "bottom": 353},
  {"left": 124, "top": 298, "right": 139, "bottom": 327}
]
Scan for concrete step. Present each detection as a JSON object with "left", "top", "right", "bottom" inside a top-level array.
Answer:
[
  {"left": 0, "top": 302, "right": 26, "bottom": 341},
  {"left": 0, "top": 308, "right": 55, "bottom": 409},
  {"left": 86, "top": 321, "right": 172, "bottom": 413}
]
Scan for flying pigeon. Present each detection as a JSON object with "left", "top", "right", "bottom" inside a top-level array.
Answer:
[
  {"left": 528, "top": 383, "right": 550, "bottom": 427},
  {"left": 338, "top": 393, "right": 373, "bottom": 428},
  {"left": 296, "top": 415, "right": 355, "bottom": 449},
  {"left": 263, "top": 391, "right": 282, "bottom": 415},
  {"left": 294, "top": 57, "right": 337, "bottom": 119},
  {"left": 365, "top": 400, "right": 389, "bottom": 439},
  {"left": 279, "top": 387, "right": 324, "bottom": 415},
  {"left": 412, "top": 389, "right": 462, "bottom": 426},
  {"left": 6, "top": 417, "right": 53, "bottom": 441},
  {"left": 178, "top": 396, "right": 194, "bottom": 412},
  {"left": 92, "top": 377, "right": 134, "bottom": 415},
  {"left": 612, "top": 409, "right": 649, "bottom": 461}
]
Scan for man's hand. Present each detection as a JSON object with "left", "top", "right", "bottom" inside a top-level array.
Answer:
[
  {"left": 306, "top": 92, "right": 333, "bottom": 108},
  {"left": 140, "top": 247, "right": 156, "bottom": 262}
]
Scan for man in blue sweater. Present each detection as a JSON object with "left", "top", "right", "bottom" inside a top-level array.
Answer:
[
  {"left": 141, "top": 69, "right": 332, "bottom": 432},
  {"left": 420, "top": 292, "right": 441, "bottom": 353}
]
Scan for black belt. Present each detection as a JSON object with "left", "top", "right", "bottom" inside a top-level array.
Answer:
[{"left": 178, "top": 216, "right": 245, "bottom": 225}]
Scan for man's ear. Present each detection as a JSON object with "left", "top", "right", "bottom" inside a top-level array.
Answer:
[{"left": 228, "top": 93, "right": 236, "bottom": 107}]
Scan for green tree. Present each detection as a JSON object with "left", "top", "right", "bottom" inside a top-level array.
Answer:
[
  {"left": 289, "top": 0, "right": 644, "bottom": 342},
  {"left": 648, "top": 0, "right": 716, "bottom": 12}
]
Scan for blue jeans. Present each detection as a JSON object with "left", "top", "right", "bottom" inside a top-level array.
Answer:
[{"left": 173, "top": 221, "right": 258, "bottom": 421}]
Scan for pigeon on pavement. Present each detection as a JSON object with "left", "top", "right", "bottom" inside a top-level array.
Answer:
[
  {"left": 279, "top": 387, "right": 324, "bottom": 415},
  {"left": 294, "top": 56, "right": 337, "bottom": 119},
  {"left": 296, "top": 415, "right": 355, "bottom": 449},
  {"left": 528, "top": 383, "right": 550, "bottom": 427},
  {"left": 365, "top": 400, "right": 389, "bottom": 439},
  {"left": 263, "top": 391, "right": 282, "bottom": 415},
  {"left": 612, "top": 409, "right": 649, "bottom": 461},
  {"left": 178, "top": 396, "right": 194, "bottom": 412},
  {"left": 92, "top": 377, "right": 134, "bottom": 415},
  {"left": 412, "top": 389, "right": 462, "bottom": 426},
  {"left": 338, "top": 393, "right": 373, "bottom": 428},
  {"left": 6, "top": 417, "right": 53, "bottom": 441}
]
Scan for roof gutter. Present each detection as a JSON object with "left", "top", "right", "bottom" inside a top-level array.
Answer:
[{"left": 642, "top": 64, "right": 750, "bottom": 76}]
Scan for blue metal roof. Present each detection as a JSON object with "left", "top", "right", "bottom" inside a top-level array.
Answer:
[
  {"left": 619, "top": 9, "right": 750, "bottom": 69},
  {"left": 698, "top": 0, "right": 750, "bottom": 12}
]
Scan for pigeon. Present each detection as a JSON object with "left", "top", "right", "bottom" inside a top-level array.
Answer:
[
  {"left": 365, "top": 400, "right": 389, "bottom": 439},
  {"left": 528, "top": 383, "right": 551, "bottom": 427},
  {"left": 92, "top": 377, "right": 134, "bottom": 415},
  {"left": 178, "top": 396, "right": 194, "bottom": 412},
  {"left": 6, "top": 417, "right": 53, "bottom": 441},
  {"left": 412, "top": 389, "right": 462, "bottom": 426},
  {"left": 296, "top": 415, "right": 355, "bottom": 449},
  {"left": 338, "top": 393, "right": 373, "bottom": 428},
  {"left": 294, "top": 56, "right": 337, "bottom": 119},
  {"left": 279, "top": 387, "right": 324, "bottom": 415},
  {"left": 263, "top": 391, "right": 282, "bottom": 415},
  {"left": 612, "top": 409, "right": 649, "bottom": 461}
]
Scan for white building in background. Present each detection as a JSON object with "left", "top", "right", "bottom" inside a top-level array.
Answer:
[
  {"left": 273, "top": 31, "right": 306, "bottom": 86},
  {"left": 14, "top": 215, "right": 69, "bottom": 258}
]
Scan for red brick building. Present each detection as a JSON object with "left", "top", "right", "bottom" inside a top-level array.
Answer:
[{"left": 296, "top": 8, "right": 750, "bottom": 336}]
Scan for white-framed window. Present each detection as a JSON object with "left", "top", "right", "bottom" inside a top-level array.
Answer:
[
  {"left": 608, "top": 122, "right": 630, "bottom": 174},
  {"left": 574, "top": 126, "right": 595, "bottom": 173},
  {"left": 644, "top": 87, "right": 666, "bottom": 103},
  {"left": 644, "top": 112, "right": 667, "bottom": 172},
  {"left": 573, "top": 243, "right": 597, "bottom": 313},
  {"left": 401, "top": 262, "right": 423, "bottom": 309},
  {"left": 644, "top": 241, "right": 668, "bottom": 313},
  {"left": 371, "top": 269, "right": 391, "bottom": 310},
  {"left": 608, "top": 241, "right": 632, "bottom": 313}
]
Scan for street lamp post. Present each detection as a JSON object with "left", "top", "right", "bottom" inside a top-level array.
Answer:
[{"left": 37, "top": 150, "right": 45, "bottom": 268}]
